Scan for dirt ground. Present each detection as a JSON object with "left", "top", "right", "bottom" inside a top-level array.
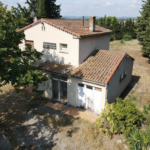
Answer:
[
  {"left": 110, "top": 39, "right": 150, "bottom": 109},
  {"left": 0, "top": 84, "right": 127, "bottom": 150}
]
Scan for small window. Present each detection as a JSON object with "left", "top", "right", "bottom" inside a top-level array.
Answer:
[
  {"left": 78, "top": 83, "right": 84, "bottom": 87},
  {"left": 47, "top": 83, "right": 49, "bottom": 88},
  {"left": 86, "top": 85, "right": 93, "bottom": 90},
  {"left": 95, "top": 87, "right": 102, "bottom": 91},
  {"left": 124, "top": 70, "right": 127, "bottom": 77},
  {"left": 25, "top": 40, "right": 34, "bottom": 49},
  {"left": 120, "top": 74, "right": 124, "bottom": 82},
  {"left": 60, "top": 44, "right": 67, "bottom": 50}
]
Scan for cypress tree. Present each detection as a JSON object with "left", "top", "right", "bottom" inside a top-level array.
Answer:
[
  {"left": 137, "top": 0, "right": 150, "bottom": 56},
  {"left": 38, "top": 0, "right": 61, "bottom": 18}
]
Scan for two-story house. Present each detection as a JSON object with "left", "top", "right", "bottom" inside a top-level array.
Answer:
[{"left": 18, "top": 16, "right": 134, "bottom": 115}]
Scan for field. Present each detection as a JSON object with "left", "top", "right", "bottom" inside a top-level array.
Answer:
[
  {"left": 110, "top": 40, "right": 150, "bottom": 109},
  {"left": 0, "top": 39, "right": 149, "bottom": 150}
]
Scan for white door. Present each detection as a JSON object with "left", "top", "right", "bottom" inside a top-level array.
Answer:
[
  {"left": 77, "top": 83, "right": 85, "bottom": 108},
  {"left": 85, "top": 85, "right": 94, "bottom": 112},
  {"left": 93, "top": 88, "right": 102, "bottom": 114}
]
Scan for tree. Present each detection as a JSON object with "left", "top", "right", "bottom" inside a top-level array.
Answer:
[
  {"left": 12, "top": 0, "right": 61, "bottom": 29},
  {"left": 37, "top": 0, "right": 61, "bottom": 18},
  {"left": 0, "top": 2, "right": 48, "bottom": 94},
  {"left": 137, "top": 0, "right": 150, "bottom": 57},
  {"left": 11, "top": 0, "right": 38, "bottom": 29}
]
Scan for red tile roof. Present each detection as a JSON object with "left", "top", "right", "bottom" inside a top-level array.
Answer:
[
  {"left": 40, "top": 50, "right": 134, "bottom": 84},
  {"left": 17, "top": 18, "right": 112, "bottom": 37},
  {"left": 69, "top": 50, "right": 127, "bottom": 84}
]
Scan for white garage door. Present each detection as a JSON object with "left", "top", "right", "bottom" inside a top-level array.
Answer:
[{"left": 77, "top": 84, "right": 102, "bottom": 114}]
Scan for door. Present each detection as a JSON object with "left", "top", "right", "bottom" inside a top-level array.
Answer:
[
  {"left": 93, "top": 88, "right": 102, "bottom": 114},
  {"left": 77, "top": 83, "right": 85, "bottom": 108},
  {"left": 77, "top": 84, "right": 102, "bottom": 114},
  {"left": 85, "top": 85, "right": 94, "bottom": 111}
]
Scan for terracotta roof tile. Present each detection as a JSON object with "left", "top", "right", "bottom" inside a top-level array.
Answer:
[
  {"left": 69, "top": 50, "right": 127, "bottom": 84},
  {"left": 39, "top": 50, "right": 133, "bottom": 84},
  {"left": 17, "top": 18, "right": 112, "bottom": 37}
]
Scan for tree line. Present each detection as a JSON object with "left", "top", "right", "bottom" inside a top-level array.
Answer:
[{"left": 96, "top": 16, "right": 137, "bottom": 41}]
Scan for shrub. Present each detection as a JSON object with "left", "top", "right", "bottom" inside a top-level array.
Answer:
[
  {"left": 96, "top": 98, "right": 146, "bottom": 137},
  {"left": 110, "top": 35, "right": 115, "bottom": 41},
  {"left": 123, "top": 34, "right": 132, "bottom": 41},
  {"left": 120, "top": 39, "right": 124, "bottom": 44},
  {"left": 126, "top": 128, "right": 150, "bottom": 150}
]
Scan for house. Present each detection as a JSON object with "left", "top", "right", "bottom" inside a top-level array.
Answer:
[{"left": 18, "top": 16, "right": 134, "bottom": 115}]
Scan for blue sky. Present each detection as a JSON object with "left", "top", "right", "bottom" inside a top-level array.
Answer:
[{"left": 1, "top": 0, "right": 142, "bottom": 17}]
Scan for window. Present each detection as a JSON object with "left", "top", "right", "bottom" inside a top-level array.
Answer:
[
  {"left": 78, "top": 83, "right": 84, "bottom": 87},
  {"left": 120, "top": 73, "right": 124, "bottom": 82},
  {"left": 124, "top": 70, "right": 127, "bottom": 77},
  {"left": 25, "top": 40, "right": 34, "bottom": 49},
  {"left": 95, "top": 87, "right": 102, "bottom": 91},
  {"left": 60, "top": 44, "right": 67, "bottom": 50},
  {"left": 86, "top": 85, "right": 93, "bottom": 90},
  {"left": 43, "top": 42, "right": 56, "bottom": 50}
]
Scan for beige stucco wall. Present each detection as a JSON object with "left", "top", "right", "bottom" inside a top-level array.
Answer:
[
  {"left": 38, "top": 72, "right": 52, "bottom": 100},
  {"left": 107, "top": 55, "right": 134, "bottom": 103},
  {"left": 19, "top": 23, "right": 79, "bottom": 67},
  {"left": 67, "top": 77, "right": 107, "bottom": 113},
  {"left": 79, "top": 34, "right": 110, "bottom": 64}
]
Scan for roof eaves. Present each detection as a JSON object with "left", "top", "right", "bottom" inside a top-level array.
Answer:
[{"left": 80, "top": 31, "right": 112, "bottom": 38}]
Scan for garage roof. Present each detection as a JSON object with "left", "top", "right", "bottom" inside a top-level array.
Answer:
[
  {"left": 40, "top": 50, "right": 134, "bottom": 84},
  {"left": 69, "top": 50, "right": 133, "bottom": 84}
]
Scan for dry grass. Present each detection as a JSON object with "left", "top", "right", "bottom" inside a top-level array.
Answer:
[
  {"left": 62, "top": 121, "right": 128, "bottom": 150},
  {"left": 110, "top": 40, "right": 150, "bottom": 109}
]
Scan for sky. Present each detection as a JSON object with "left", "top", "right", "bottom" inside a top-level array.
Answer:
[{"left": 1, "top": 0, "right": 143, "bottom": 17}]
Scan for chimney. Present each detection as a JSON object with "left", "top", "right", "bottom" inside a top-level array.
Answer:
[
  {"left": 82, "top": 16, "right": 84, "bottom": 27},
  {"left": 33, "top": 16, "right": 42, "bottom": 22},
  {"left": 89, "top": 16, "right": 96, "bottom": 32}
]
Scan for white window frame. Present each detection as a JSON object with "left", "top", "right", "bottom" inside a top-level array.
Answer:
[{"left": 59, "top": 43, "right": 68, "bottom": 53}]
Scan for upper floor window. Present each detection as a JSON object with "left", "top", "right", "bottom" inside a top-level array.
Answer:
[
  {"left": 60, "top": 44, "right": 68, "bottom": 53},
  {"left": 43, "top": 42, "right": 56, "bottom": 50}
]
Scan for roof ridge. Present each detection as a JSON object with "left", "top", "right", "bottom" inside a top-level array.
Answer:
[{"left": 17, "top": 18, "right": 112, "bottom": 37}]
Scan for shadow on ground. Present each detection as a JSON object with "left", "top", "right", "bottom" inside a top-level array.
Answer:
[
  {"left": 120, "top": 75, "right": 140, "bottom": 99},
  {"left": 0, "top": 87, "right": 75, "bottom": 150}
]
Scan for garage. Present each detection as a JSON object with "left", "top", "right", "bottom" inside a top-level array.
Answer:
[{"left": 77, "top": 83, "right": 102, "bottom": 114}]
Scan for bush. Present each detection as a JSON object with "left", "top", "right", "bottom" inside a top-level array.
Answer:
[
  {"left": 110, "top": 35, "right": 115, "bottom": 41},
  {"left": 120, "top": 39, "right": 124, "bottom": 44},
  {"left": 96, "top": 98, "right": 146, "bottom": 137},
  {"left": 123, "top": 34, "right": 132, "bottom": 41},
  {"left": 126, "top": 128, "right": 150, "bottom": 150}
]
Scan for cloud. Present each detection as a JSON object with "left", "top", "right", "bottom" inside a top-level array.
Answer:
[
  {"left": 103, "top": 2, "right": 114, "bottom": 6},
  {"left": 1, "top": 0, "right": 143, "bottom": 17}
]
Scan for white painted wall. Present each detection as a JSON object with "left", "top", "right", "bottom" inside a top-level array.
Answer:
[
  {"left": 107, "top": 56, "right": 134, "bottom": 103},
  {"left": 68, "top": 77, "right": 106, "bottom": 114},
  {"left": 19, "top": 22, "right": 110, "bottom": 67},
  {"left": 79, "top": 34, "right": 110, "bottom": 64},
  {"left": 19, "top": 23, "right": 79, "bottom": 67}
]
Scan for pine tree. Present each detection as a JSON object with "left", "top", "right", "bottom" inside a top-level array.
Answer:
[
  {"left": 37, "top": 0, "right": 61, "bottom": 18},
  {"left": 137, "top": 0, "right": 150, "bottom": 56}
]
